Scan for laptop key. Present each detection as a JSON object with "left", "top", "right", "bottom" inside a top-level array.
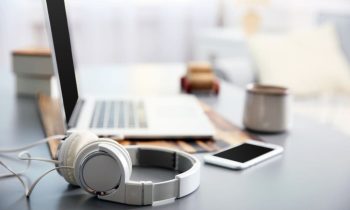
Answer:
[
  {"left": 90, "top": 100, "right": 147, "bottom": 129},
  {"left": 128, "top": 101, "right": 135, "bottom": 128},
  {"left": 118, "top": 101, "right": 125, "bottom": 128},
  {"left": 97, "top": 101, "right": 106, "bottom": 128},
  {"left": 90, "top": 101, "right": 100, "bottom": 128},
  {"left": 107, "top": 101, "right": 115, "bottom": 128}
]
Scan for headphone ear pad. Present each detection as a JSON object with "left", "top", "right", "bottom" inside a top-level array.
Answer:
[
  {"left": 74, "top": 139, "right": 132, "bottom": 194},
  {"left": 58, "top": 131, "right": 98, "bottom": 185},
  {"left": 98, "top": 138, "right": 132, "bottom": 178}
]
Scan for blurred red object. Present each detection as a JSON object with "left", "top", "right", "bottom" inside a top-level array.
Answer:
[{"left": 181, "top": 62, "right": 220, "bottom": 94}]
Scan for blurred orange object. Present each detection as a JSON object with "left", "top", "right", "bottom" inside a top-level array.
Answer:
[{"left": 181, "top": 62, "right": 220, "bottom": 94}]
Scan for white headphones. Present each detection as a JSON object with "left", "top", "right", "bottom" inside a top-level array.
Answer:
[{"left": 55, "top": 131, "right": 201, "bottom": 205}]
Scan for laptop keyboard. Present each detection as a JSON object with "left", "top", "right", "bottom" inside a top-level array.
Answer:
[{"left": 90, "top": 100, "right": 148, "bottom": 129}]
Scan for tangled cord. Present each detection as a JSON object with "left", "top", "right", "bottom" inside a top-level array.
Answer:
[{"left": 0, "top": 135, "right": 69, "bottom": 198}]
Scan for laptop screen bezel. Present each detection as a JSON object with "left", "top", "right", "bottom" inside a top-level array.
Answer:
[{"left": 43, "top": 0, "right": 79, "bottom": 127}]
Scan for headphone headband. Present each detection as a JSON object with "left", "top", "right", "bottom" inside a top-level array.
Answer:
[{"left": 99, "top": 146, "right": 200, "bottom": 205}]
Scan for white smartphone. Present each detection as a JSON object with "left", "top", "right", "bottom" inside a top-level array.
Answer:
[{"left": 204, "top": 140, "right": 283, "bottom": 170}]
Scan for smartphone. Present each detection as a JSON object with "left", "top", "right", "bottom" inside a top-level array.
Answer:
[{"left": 204, "top": 140, "right": 283, "bottom": 170}]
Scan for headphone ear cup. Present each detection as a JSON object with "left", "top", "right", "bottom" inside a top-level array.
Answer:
[
  {"left": 74, "top": 139, "right": 132, "bottom": 195},
  {"left": 57, "top": 131, "right": 98, "bottom": 185},
  {"left": 98, "top": 138, "right": 132, "bottom": 178}
]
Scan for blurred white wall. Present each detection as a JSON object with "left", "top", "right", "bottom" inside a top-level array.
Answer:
[
  {"left": 223, "top": 0, "right": 350, "bottom": 32},
  {"left": 1, "top": 0, "right": 350, "bottom": 71},
  {"left": 0, "top": 0, "right": 218, "bottom": 71},
  {"left": 1, "top": 0, "right": 48, "bottom": 71}
]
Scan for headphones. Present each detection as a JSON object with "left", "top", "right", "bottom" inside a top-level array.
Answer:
[{"left": 54, "top": 131, "right": 200, "bottom": 205}]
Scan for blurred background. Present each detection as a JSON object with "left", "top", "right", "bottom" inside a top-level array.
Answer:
[
  {"left": 1, "top": 0, "right": 349, "bottom": 67},
  {"left": 1, "top": 0, "right": 350, "bottom": 136}
]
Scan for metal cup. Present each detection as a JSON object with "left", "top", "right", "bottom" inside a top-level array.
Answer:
[{"left": 243, "top": 84, "right": 292, "bottom": 133}]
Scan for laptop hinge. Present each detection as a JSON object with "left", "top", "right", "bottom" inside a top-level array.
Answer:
[{"left": 68, "top": 99, "right": 85, "bottom": 128}]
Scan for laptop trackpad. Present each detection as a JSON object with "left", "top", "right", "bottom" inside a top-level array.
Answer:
[
  {"left": 154, "top": 105, "right": 197, "bottom": 118},
  {"left": 147, "top": 100, "right": 210, "bottom": 131}
]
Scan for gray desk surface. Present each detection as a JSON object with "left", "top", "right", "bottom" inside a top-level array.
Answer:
[{"left": 1, "top": 64, "right": 350, "bottom": 210}]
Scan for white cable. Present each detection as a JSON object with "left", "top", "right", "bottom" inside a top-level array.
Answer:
[
  {"left": 0, "top": 160, "right": 28, "bottom": 193},
  {"left": 26, "top": 166, "right": 73, "bottom": 197},
  {"left": 0, "top": 135, "right": 65, "bottom": 177},
  {"left": 0, "top": 153, "right": 61, "bottom": 178},
  {"left": 0, "top": 135, "right": 70, "bottom": 198},
  {"left": 0, "top": 135, "right": 65, "bottom": 153},
  {"left": 18, "top": 151, "right": 61, "bottom": 164},
  {"left": 0, "top": 160, "right": 73, "bottom": 198},
  {"left": 0, "top": 153, "right": 31, "bottom": 178}
]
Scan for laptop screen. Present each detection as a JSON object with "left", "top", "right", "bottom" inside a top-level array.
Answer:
[{"left": 45, "top": 0, "right": 79, "bottom": 124}]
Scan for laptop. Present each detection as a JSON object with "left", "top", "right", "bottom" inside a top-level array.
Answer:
[{"left": 43, "top": 0, "right": 214, "bottom": 139}]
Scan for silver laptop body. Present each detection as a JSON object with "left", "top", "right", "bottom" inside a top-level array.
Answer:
[{"left": 43, "top": 0, "right": 214, "bottom": 139}]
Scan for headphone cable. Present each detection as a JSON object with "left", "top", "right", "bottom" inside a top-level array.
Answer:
[
  {"left": 0, "top": 159, "right": 72, "bottom": 198},
  {"left": 0, "top": 135, "right": 65, "bottom": 178},
  {"left": 0, "top": 135, "right": 65, "bottom": 153}
]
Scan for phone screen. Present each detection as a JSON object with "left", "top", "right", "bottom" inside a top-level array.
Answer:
[{"left": 214, "top": 143, "right": 274, "bottom": 163}]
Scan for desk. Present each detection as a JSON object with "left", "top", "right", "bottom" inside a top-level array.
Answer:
[{"left": 1, "top": 64, "right": 350, "bottom": 210}]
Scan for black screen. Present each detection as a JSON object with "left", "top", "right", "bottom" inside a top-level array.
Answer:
[
  {"left": 214, "top": 143, "right": 273, "bottom": 163},
  {"left": 45, "top": 0, "right": 79, "bottom": 124}
]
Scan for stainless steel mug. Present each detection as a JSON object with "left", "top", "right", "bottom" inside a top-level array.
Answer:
[{"left": 243, "top": 84, "right": 292, "bottom": 133}]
